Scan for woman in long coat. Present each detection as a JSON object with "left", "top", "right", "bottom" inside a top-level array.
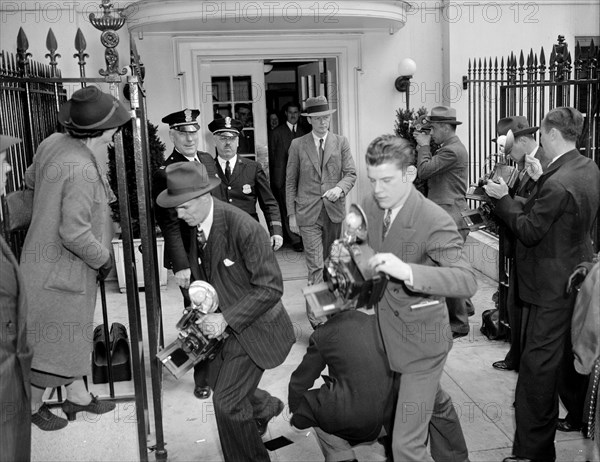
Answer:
[{"left": 20, "top": 86, "right": 129, "bottom": 430}]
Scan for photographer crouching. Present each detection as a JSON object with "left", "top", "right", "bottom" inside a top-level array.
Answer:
[{"left": 156, "top": 161, "right": 295, "bottom": 462}]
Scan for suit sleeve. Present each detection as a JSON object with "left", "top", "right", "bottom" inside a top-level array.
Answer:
[
  {"left": 335, "top": 136, "right": 357, "bottom": 194},
  {"left": 254, "top": 163, "right": 283, "bottom": 236},
  {"left": 417, "top": 144, "right": 457, "bottom": 180},
  {"left": 286, "top": 140, "right": 300, "bottom": 216},
  {"left": 409, "top": 212, "right": 478, "bottom": 298},
  {"left": 288, "top": 334, "right": 326, "bottom": 413},
  {"left": 494, "top": 179, "right": 569, "bottom": 247},
  {"left": 153, "top": 168, "right": 190, "bottom": 273}
]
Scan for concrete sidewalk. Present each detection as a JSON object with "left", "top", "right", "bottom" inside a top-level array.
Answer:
[{"left": 31, "top": 247, "right": 592, "bottom": 462}]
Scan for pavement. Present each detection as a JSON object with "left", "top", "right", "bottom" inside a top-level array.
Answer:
[{"left": 30, "top": 246, "right": 594, "bottom": 462}]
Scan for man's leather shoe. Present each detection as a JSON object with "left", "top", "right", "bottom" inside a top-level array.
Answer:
[
  {"left": 557, "top": 418, "right": 582, "bottom": 432},
  {"left": 193, "top": 386, "right": 211, "bottom": 400},
  {"left": 452, "top": 330, "right": 468, "bottom": 339},
  {"left": 492, "top": 360, "right": 515, "bottom": 371},
  {"left": 292, "top": 243, "right": 304, "bottom": 252},
  {"left": 502, "top": 456, "right": 533, "bottom": 462}
]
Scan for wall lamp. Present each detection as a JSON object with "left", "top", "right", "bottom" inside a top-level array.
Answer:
[{"left": 395, "top": 58, "right": 417, "bottom": 110}]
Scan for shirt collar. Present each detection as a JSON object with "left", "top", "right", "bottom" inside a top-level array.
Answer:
[
  {"left": 199, "top": 198, "right": 214, "bottom": 240},
  {"left": 547, "top": 151, "right": 567, "bottom": 168},
  {"left": 286, "top": 121, "right": 296, "bottom": 131},
  {"left": 312, "top": 131, "right": 328, "bottom": 147},
  {"left": 218, "top": 154, "right": 237, "bottom": 171}
]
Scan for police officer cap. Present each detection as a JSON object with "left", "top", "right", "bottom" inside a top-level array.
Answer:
[
  {"left": 208, "top": 117, "right": 243, "bottom": 136},
  {"left": 162, "top": 108, "right": 200, "bottom": 132}
]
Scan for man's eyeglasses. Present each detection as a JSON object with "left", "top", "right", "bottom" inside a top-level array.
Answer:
[{"left": 216, "top": 135, "right": 238, "bottom": 143}]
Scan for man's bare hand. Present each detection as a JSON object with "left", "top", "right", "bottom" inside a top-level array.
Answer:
[
  {"left": 322, "top": 186, "right": 343, "bottom": 202},
  {"left": 175, "top": 268, "right": 191, "bottom": 289},
  {"left": 196, "top": 313, "right": 228, "bottom": 339},
  {"left": 289, "top": 214, "right": 299, "bottom": 234},
  {"left": 368, "top": 252, "right": 410, "bottom": 282},
  {"left": 483, "top": 177, "right": 509, "bottom": 199},
  {"left": 414, "top": 131, "right": 431, "bottom": 147}
]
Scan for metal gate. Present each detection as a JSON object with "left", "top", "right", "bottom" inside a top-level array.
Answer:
[{"left": 0, "top": 3, "right": 166, "bottom": 461}]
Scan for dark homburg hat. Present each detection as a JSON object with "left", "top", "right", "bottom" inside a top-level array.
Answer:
[
  {"left": 162, "top": 108, "right": 201, "bottom": 132},
  {"left": 496, "top": 116, "right": 538, "bottom": 138},
  {"left": 156, "top": 161, "right": 221, "bottom": 208},
  {"left": 58, "top": 86, "right": 130, "bottom": 131},
  {"left": 425, "top": 106, "right": 462, "bottom": 125},
  {"left": 208, "top": 117, "right": 243, "bottom": 136},
  {"left": 301, "top": 96, "right": 336, "bottom": 117}
]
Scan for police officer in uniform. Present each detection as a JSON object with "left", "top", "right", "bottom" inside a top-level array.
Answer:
[{"left": 208, "top": 116, "right": 283, "bottom": 251}]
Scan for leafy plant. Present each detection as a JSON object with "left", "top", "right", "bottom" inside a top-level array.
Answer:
[{"left": 107, "top": 120, "right": 166, "bottom": 238}]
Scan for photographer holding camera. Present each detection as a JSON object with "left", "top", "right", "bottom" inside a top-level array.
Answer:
[
  {"left": 156, "top": 161, "right": 295, "bottom": 462},
  {"left": 363, "top": 134, "right": 478, "bottom": 461}
]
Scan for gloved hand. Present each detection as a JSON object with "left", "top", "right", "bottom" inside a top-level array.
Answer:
[
  {"left": 97, "top": 255, "right": 114, "bottom": 282},
  {"left": 566, "top": 266, "right": 589, "bottom": 294}
]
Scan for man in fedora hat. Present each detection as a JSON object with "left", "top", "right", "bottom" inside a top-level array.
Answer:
[
  {"left": 414, "top": 105, "right": 473, "bottom": 338},
  {"left": 489, "top": 115, "right": 548, "bottom": 374},
  {"left": 207, "top": 116, "right": 283, "bottom": 251},
  {"left": 0, "top": 134, "right": 33, "bottom": 460},
  {"left": 156, "top": 161, "right": 295, "bottom": 462},
  {"left": 485, "top": 107, "right": 600, "bottom": 462},
  {"left": 286, "top": 96, "right": 357, "bottom": 328}
]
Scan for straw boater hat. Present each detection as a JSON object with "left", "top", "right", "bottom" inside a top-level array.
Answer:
[
  {"left": 301, "top": 96, "right": 336, "bottom": 117},
  {"left": 424, "top": 106, "right": 462, "bottom": 125},
  {"left": 208, "top": 117, "right": 244, "bottom": 136},
  {"left": 58, "top": 86, "right": 130, "bottom": 131},
  {"left": 0, "top": 135, "right": 21, "bottom": 152},
  {"left": 156, "top": 161, "right": 221, "bottom": 208}
]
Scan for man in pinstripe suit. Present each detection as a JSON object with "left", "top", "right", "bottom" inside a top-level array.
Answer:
[{"left": 157, "top": 161, "right": 295, "bottom": 462}]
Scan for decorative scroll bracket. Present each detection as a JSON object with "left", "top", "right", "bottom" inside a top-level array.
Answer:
[{"left": 89, "top": 0, "right": 127, "bottom": 81}]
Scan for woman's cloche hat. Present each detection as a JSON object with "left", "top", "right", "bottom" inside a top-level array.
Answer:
[{"left": 58, "top": 86, "right": 130, "bottom": 131}]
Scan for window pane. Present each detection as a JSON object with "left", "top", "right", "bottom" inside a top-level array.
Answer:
[{"left": 233, "top": 76, "right": 252, "bottom": 101}]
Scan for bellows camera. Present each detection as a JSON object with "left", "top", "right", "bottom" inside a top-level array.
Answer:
[
  {"left": 302, "top": 204, "right": 388, "bottom": 318},
  {"left": 157, "top": 281, "right": 228, "bottom": 379}
]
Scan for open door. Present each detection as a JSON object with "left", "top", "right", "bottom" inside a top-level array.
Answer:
[
  {"left": 198, "top": 61, "right": 268, "bottom": 166},
  {"left": 297, "top": 58, "right": 339, "bottom": 133}
]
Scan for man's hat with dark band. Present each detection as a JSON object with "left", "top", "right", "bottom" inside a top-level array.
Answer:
[
  {"left": 156, "top": 161, "right": 221, "bottom": 208},
  {"left": 425, "top": 106, "right": 462, "bottom": 125},
  {"left": 496, "top": 116, "right": 538, "bottom": 138},
  {"left": 208, "top": 117, "right": 243, "bottom": 136},
  {"left": 162, "top": 108, "right": 200, "bottom": 132},
  {"left": 301, "top": 96, "right": 336, "bottom": 117}
]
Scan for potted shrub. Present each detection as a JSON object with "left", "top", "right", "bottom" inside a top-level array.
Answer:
[{"left": 108, "top": 119, "right": 167, "bottom": 292}]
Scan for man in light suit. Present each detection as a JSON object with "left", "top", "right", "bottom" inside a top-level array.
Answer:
[
  {"left": 269, "top": 102, "right": 306, "bottom": 251},
  {"left": 0, "top": 134, "right": 33, "bottom": 462},
  {"left": 485, "top": 107, "right": 600, "bottom": 462},
  {"left": 286, "top": 96, "right": 357, "bottom": 327},
  {"left": 365, "top": 134, "right": 477, "bottom": 461},
  {"left": 414, "top": 105, "right": 473, "bottom": 338},
  {"left": 156, "top": 161, "right": 295, "bottom": 462}
]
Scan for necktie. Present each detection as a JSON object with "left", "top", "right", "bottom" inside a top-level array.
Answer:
[
  {"left": 292, "top": 125, "right": 296, "bottom": 135},
  {"left": 382, "top": 209, "right": 392, "bottom": 240},
  {"left": 319, "top": 138, "right": 324, "bottom": 170},
  {"left": 197, "top": 228, "right": 207, "bottom": 249},
  {"left": 225, "top": 160, "right": 231, "bottom": 181}
]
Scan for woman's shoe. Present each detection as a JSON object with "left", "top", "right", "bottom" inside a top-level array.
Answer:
[
  {"left": 110, "top": 322, "right": 132, "bottom": 382},
  {"left": 32, "top": 403, "right": 68, "bottom": 431},
  {"left": 62, "top": 393, "right": 116, "bottom": 421},
  {"left": 92, "top": 324, "right": 110, "bottom": 384}
]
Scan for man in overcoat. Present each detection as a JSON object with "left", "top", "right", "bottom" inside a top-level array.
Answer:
[
  {"left": 156, "top": 161, "right": 295, "bottom": 461},
  {"left": 485, "top": 106, "right": 600, "bottom": 462}
]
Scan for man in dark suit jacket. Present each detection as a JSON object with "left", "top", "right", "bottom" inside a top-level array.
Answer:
[
  {"left": 489, "top": 116, "right": 548, "bottom": 373},
  {"left": 0, "top": 134, "right": 33, "bottom": 462},
  {"left": 414, "top": 105, "right": 473, "bottom": 338},
  {"left": 288, "top": 310, "right": 395, "bottom": 461},
  {"left": 208, "top": 117, "right": 283, "bottom": 251},
  {"left": 269, "top": 102, "right": 306, "bottom": 251},
  {"left": 286, "top": 96, "right": 357, "bottom": 327},
  {"left": 156, "top": 161, "right": 295, "bottom": 462},
  {"left": 364, "top": 134, "right": 477, "bottom": 461},
  {"left": 485, "top": 107, "right": 600, "bottom": 462}
]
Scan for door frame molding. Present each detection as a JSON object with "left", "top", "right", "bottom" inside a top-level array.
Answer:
[{"left": 174, "top": 34, "right": 363, "bottom": 205}]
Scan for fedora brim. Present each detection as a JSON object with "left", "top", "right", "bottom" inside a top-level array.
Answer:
[
  {"left": 425, "top": 117, "right": 462, "bottom": 125},
  {"left": 58, "top": 100, "right": 131, "bottom": 131},
  {"left": 0, "top": 135, "right": 21, "bottom": 151},
  {"left": 301, "top": 109, "right": 337, "bottom": 117},
  {"left": 156, "top": 178, "right": 220, "bottom": 208},
  {"left": 512, "top": 127, "right": 538, "bottom": 137}
]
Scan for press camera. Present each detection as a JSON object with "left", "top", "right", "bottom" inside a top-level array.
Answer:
[
  {"left": 462, "top": 132, "right": 518, "bottom": 231},
  {"left": 302, "top": 204, "right": 388, "bottom": 318},
  {"left": 157, "top": 281, "right": 228, "bottom": 379}
]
